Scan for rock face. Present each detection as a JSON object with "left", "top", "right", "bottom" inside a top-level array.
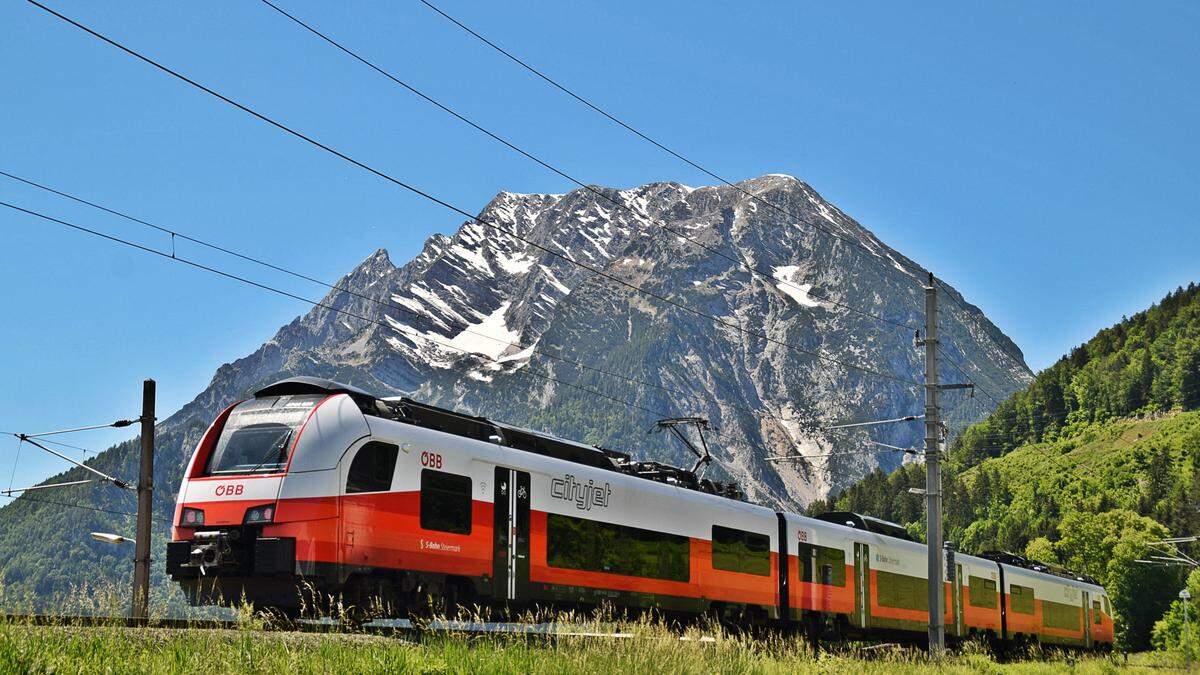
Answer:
[
  {"left": 143, "top": 174, "right": 1031, "bottom": 508},
  {"left": 0, "top": 174, "right": 1033, "bottom": 603}
]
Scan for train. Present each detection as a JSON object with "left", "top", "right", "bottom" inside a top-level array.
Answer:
[{"left": 167, "top": 377, "right": 1113, "bottom": 649}]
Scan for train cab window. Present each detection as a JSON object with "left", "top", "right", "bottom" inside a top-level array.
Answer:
[
  {"left": 1102, "top": 596, "right": 1110, "bottom": 615},
  {"left": 1009, "top": 584, "right": 1035, "bottom": 615},
  {"left": 711, "top": 526, "right": 770, "bottom": 576},
  {"left": 968, "top": 576, "right": 998, "bottom": 609},
  {"left": 420, "top": 469, "right": 472, "bottom": 535},
  {"left": 1093, "top": 600, "right": 1102, "bottom": 624},
  {"left": 345, "top": 442, "right": 398, "bottom": 493},
  {"left": 547, "top": 513, "right": 689, "bottom": 582}
]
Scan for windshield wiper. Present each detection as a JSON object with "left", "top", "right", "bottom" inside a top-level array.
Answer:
[{"left": 245, "top": 430, "right": 293, "bottom": 474}]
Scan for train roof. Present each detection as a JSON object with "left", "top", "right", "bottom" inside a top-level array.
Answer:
[
  {"left": 255, "top": 376, "right": 373, "bottom": 400},
  {"left": 980, "top": 550, "right": 1100, "bottom": 586},
  {"left": 813, "top": 511, "right": 914, "bottom": 541},
  {"left": 257, "top": 377, "right": 742, "bottom": 499}
]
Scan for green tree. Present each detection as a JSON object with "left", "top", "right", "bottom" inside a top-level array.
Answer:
[
  {"left": 1151, "top": 568, "right": 1200, "bottom": 660},
  {"left": 1054, "top": 509, "right": 1174, "bottom": 650}
]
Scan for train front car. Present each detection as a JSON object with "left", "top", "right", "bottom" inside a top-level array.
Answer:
[{"left": 167, "top": 378, "right": 371, "bottom": 612}]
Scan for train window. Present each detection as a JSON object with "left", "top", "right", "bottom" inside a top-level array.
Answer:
[
  {"left": 419, "top": 469, "right": 472, "bottom": 535},
  {"left": 1009, "top": 584, "right": 1035, "bottom": 615},
  {"left": 1103, "top": 596, "right": 1110, "bottom": 615},
  {"left": 814, "top": 545, "right": 846, "bottom": 587},
  {"left": 794, "top": 543, "right": 814, "bottom": 582},
  {"left": 345, "top": 442, "right": 398, "bottom": 493},
  {"left": 875, "top": 570, "right": 929, "bottom": 611},
  {"left": 1093, "top": 600, "right": 1102, "bottom": 624},
  {"left": 711, "top": 526, "right": 771, "bottom": 576},
  {"left": 546, "top": 513, "right": 689, "bottom": 582},
  {"left": 968, "top": 576, "right": 998, "bottom": 609},
  {"left": 1042, "top": 599, "right": 1081, "bottom": 630},
  {"left": 205, "top": 394, "right": 323, "bottom": 476}
]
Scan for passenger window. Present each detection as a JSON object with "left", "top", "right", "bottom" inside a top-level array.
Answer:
[
  {"left": 1010, "top": 584, "right": 1035, "bottom": 614},
  {"left": 711, "top": 525, "right": 771, "bottom": 576},
  {"left": 876, "top": 570, "right": 929, "bottom": 611},
  {"left": 968, "top": 576, "right": 998, "bottom": 609},
  {"left": 814, "top": 545, "right": 846, "bottom": 587},
  {"left": 1093, "top": 600, "right": 1102, "bottom": 624},
  {"left": 547, "top": 513, "right": 689, "bottom": 581},
  {"left": 420, "top": 469, "right": 472, "bottom": 534},
  {"left": 345, "top": 442, "right": 398, "bottom": 493}
]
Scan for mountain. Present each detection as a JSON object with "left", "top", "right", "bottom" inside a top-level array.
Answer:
[
  {"left": 816, "top": 282, "right": 1200, "bottom": 649},
  {"left": 0, "top": 174, "right": 1032, "bottom": 604}
]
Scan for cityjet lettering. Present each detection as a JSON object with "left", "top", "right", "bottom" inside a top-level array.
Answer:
[{"left": 551, "top": 474, "right": 612, "bottom": 511}]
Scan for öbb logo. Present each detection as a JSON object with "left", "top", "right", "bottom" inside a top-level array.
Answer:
[{"left": 215, "top": 484, "right": 244, "bottom": 497}]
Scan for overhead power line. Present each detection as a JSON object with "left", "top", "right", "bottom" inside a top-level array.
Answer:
[
  {"left": 2, "top": 479, "right": 95, "bottom": 497},
  {"left": 3, "top": 199, "right": 834, "bottom": 469},
  {"left": 12, "top": 434, "right": 133, "bottom": 490},
  {"left": 0, "top": 492, "right": 140, "bottom": 519},
  {"left": 766, "top": 441, "right": 921, "bottom": 463},
  {"left": 257, "top": 0, "right": 920, "bottom": 335},
  {"left": 416, "top": 0, "right": 929, "bottom": 291},
  {"left": 826, "top": 414, "right": 923, "bottom": 430},
  {"left": 0, "top": 168, "right": 821, "bottom": 455},
  {"left": 0, "top": 198, "right": 680, "bottom": 424},
  {"left": 21, "top": 0, "right": 920, "bottom": 389}
]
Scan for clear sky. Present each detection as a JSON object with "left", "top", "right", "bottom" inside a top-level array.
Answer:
[{"left": 1, "top": 1, "right": 1197, "bottom": 492}]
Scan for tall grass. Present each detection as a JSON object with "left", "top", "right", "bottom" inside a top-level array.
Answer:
[{"left": 0, "top": 608, "right": 1145, "bottom": 674}]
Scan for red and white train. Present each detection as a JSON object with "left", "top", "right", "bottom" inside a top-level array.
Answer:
[{"left": 168, "top": 377, "right": 1113, "bottom": 649}]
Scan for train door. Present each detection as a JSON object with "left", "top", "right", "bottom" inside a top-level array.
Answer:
[
  {"left": 853, "top": 542, "right": 870, "bottom": 628},
  {"left": 1082, "top": 590, "right": 1092, "bottom": 648},
  {"left": 951, "top": 563, "right": 964, "bottom": 637},
  {"left": 492, "top": 467, "right": 530, "bottom": 602}
]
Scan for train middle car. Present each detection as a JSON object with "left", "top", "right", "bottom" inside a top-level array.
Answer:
[{"left": 167, "top": 377, "right": 1113, "bottom": 649}]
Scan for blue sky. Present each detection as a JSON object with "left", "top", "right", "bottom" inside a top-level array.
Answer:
[{"left": 1, "top": 1, "right": 1197, "bottom": 492}]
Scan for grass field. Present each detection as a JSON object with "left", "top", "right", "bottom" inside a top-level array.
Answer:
[{"left": 0, "top": 615, "right": 1182, "bottom": 674}]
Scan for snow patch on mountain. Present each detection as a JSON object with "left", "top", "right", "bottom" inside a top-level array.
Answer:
[{"left": 772, "top": 265, "right": 821, "bottom": 307}]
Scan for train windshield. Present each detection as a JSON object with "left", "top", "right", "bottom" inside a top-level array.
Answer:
[{"left": 205, "top": 394, "right": 324, "bottom": 475}]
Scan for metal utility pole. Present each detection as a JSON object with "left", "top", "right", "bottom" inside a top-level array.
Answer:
[
  {"left": 131, "top": 379, "right": 155, "bottom": 623},
  {"left": 920, "top": 272, "right": 945, "bottom": 655},
  {"left": 1183, "top": 587, "right": 1192, "bottom": 672}
]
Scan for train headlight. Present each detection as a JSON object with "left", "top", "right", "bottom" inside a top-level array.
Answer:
[
  {"left": 181, "top": 507, "right": 205, "bottom": 526},
  {"left": 244, "top": 503, "right": 276, "bottom": 524}
]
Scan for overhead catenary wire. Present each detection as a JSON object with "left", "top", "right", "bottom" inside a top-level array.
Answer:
[
  {"left": 416, "top": 0, "right": 929, "bottom": 292},
  {"left": 30, "top": 436, "right": 99, "bottom": 459},
  {"left": 256, "top": 0, "right": 921, "bottom": 336},
  {"left": 0, "top": 492, "right": 141, "bottom": 519},
  {"left": 11, "top": 434, "right": 133, "bottom": 490},
  {"left": 1, "top": 199, "right": 685, "bottom": 425},
  {"left": 3, "top": 200, "right": 851, "bottom": 472},
  {"left": 22, "top": 0, "right": 921, "bottom": 389},
  {"left": 7, "top": 436, "right": 23, "bottom": 494},
  {"left": 410, "top": 0, "right": 1032, "bottom": 419},
  {"left": 766, "top": 441, "right": 920, "bottom": 463},
  {"left": 2, "top": 198, "right": 889, "bottom": 477},
  {"left": 1, "top": 479, "right": 95, "bottom": 496},
  {"left": 0, "top": 169, "right": 825, "bottom": 454},
  {"left": 825, "top": 414, "right": 923, "bottom": 430},
  {"left": 21, "top": 418, "right": 140, "bottom": 439},
  {"left": 934, "top": 278, "right": 1027, "bottom": 403}
]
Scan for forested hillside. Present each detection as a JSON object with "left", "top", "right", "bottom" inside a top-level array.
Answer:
[{"left": 811, "top": 282, "right": 1200, "bottom": 650}]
